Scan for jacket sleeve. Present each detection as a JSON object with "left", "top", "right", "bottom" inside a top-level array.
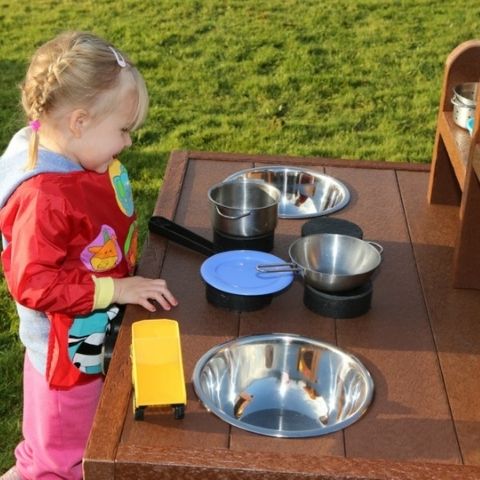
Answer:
[{"left": 1, "top": 187, "right": 96, "bottom": 316}]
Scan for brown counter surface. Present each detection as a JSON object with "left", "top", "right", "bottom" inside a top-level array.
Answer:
[{"left": 84, "top": 150, "right": 480, "bottom": 479}]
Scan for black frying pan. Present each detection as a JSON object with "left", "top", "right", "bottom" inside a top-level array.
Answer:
[{"left": 148, "top": 216, "right": 289, "bottom": 311}]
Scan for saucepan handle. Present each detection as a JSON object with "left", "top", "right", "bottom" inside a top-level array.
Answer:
[
  {"left": 256, "top": 262, "right": 302, "bottom": 273},
  {"left": 148, "top": 216, "right": 217, "bottom": 257},
  {"left": 215, "top": 206, "right": 251, "bottom": 220},
  {"left": 367, "top": 241, "right": 383, "bottom": 255}
]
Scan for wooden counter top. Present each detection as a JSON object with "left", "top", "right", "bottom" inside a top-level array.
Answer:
[{"left": 84, "top": 150, "right": 480, "bottom": 479}]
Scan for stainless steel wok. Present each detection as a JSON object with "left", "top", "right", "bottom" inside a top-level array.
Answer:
[{"left": 257, "top": 233, "right": 383, "bottom": 292}]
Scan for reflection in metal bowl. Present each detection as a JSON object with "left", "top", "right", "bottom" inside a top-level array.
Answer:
[
  {"left": 224, "top": 166, "right": 350, "bottom": 219},
  {"left": 192, "top": 334, "right": 374, "bottom": 437}
]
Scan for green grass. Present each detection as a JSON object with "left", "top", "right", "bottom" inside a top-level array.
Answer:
[{"left": 1, "top": 0, "right": 479, "bottom": 471}]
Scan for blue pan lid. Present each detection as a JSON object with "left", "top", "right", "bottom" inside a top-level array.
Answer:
[{"left": 200, "top": 250, "right": 294, "bottom": 296}]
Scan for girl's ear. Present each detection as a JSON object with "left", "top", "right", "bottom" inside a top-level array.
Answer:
[{"left": 69, "top": 109, "right": 89, "bottom": 138}]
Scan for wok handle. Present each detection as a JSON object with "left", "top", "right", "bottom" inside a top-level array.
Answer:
[
  {"left": 148, "top": 216, "right": 217, "bottom": 256},
  {"left": 215, "top": 206, "right": 251, "bottom": 220},
  {"left": 367, "top": 241, "right": 384, "bottom": 255},
  {"left": 256, "top": 262, "right": 301, "bottom": 273}
]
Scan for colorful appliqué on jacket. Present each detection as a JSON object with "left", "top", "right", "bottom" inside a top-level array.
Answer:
[
  {"left": 80, "top": 225, "right": 122, "bottom": 272},
  {"left": 124, "top": 220, "right": 138, "bottom": 273},
  {"left": 109, "top": 160, "right": 134, "bottom": 217},
  {"left": 68, "top": 306, "right": 119, "bottom": 374}
]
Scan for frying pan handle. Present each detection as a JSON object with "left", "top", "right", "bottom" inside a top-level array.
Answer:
[
  {"left": 148, "top": 216, "right": 217, "bottom": 256},
  {"left": 367, "top": 241, "right": 383, "bottom": 255},
  {"left": 215, "top": 206, "right": 251, "bottom": 220},
  {"left": 256, "top": 262, "right": 302, "bottom": 273}
]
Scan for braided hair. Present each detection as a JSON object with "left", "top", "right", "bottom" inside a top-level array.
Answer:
[{"left": 20, "top": 31, "right": 148, "bottom": 169}]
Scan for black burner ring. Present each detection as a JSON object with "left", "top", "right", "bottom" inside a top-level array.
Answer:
[
  {"left": 304, "top": 281, "right": 373, "bottom": 319},
  {"left": 302, "top": 217, "right": 363, "bottom": 239},
  {"left": 214, "top": 229, "right": 274, "bottom": 252}
]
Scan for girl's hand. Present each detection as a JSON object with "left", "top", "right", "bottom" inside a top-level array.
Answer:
[{"left": 112, "top": 276, "right": 178, "bottom": 312}]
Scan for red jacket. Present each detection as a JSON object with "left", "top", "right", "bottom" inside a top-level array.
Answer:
[{"left": 0, "top": 159, "right": 137, "bottom": 387}]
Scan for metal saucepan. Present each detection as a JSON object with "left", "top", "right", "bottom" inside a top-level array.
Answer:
[
  {"left": 452, "top": 82, "right": 478, "bottom": 130},
  {"left": 257, "top": 233, "right": 383, "bottom": 292},
  {"left": 148, "top": 216, "right": 292, "bottom": 311},
  {"left": 208, "top": 180, "right": 281, "bottom": 237}
]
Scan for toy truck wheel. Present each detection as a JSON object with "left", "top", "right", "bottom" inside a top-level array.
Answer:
[
  {"left": 173, "top": 404, "right": 185, "bottom": 420},
  {"left": 135, "top": 405, "right": 146, "bottom": 421},
  {"left": 133, "top": 395, "right": 145, "bottom": 421}
]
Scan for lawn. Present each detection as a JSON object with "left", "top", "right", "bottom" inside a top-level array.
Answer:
[{"left": 1, "top": 0, "right": 479, "bottom": 471}]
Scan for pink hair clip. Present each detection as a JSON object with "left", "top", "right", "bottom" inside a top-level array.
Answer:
[
  {"left": 109, "top": 46, "right": 127, "bottom": 68},
  {"left": 29, "top": 119, "right": 41, "bottom": 132}
]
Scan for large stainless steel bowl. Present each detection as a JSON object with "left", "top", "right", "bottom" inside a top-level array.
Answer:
[
  {"left": 225, "top": 166, "right": 350, "bottom": 219},
  {"left": 192, "top": 334, "right": 374, "bottom": 437}
]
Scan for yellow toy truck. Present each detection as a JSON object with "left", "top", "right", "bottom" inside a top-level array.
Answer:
[{"left": 131, "top": 319, "right": 186, "bottom": 421}]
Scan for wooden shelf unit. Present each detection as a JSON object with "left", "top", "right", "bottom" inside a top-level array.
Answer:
[{"left": 428, "top": 40, "right": 480, "bottom": 289}]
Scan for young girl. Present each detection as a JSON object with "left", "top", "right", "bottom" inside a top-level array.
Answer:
[{"left": 0, "top": 32, "right": 177, "bottom": 480}]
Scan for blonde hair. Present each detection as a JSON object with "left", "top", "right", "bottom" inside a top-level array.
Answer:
[{"left": 21, "top": 31, "right": 149, "bottom": 169}]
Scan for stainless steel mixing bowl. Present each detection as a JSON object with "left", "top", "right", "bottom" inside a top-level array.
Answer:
[
  {"left": 192, "top": 334, "right": 374, "bottom": 437},
  {"left": 224, "top": 166, "right": 350, "bottom": 219}
]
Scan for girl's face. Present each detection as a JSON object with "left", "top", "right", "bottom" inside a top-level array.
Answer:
[{"left": 72, "top": 73, "right": 138, "bottom": 173}]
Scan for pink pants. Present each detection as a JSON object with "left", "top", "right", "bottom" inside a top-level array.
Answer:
[{"left": 15, "top": 354, "right": 104, "bottom": 480}]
